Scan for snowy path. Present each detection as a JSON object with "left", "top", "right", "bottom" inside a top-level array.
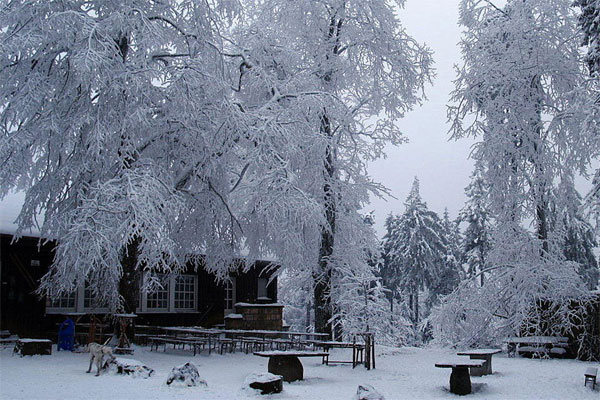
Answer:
[{"left": 0, "top": 345, "right": 598, "bottom": 399}]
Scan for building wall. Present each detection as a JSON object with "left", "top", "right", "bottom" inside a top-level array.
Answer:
[
  {"left": 0, "top": 234, "right": 54, "bottom": 337},
  {"left": 1, "top": 233, "right": 279, "bottom": 337}
]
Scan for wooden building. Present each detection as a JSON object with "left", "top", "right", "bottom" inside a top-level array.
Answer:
[{"left": 0, "top": 233, "right": 279, "bottom": 338}]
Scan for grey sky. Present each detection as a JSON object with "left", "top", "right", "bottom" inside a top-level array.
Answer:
[{"left": 367, "top": 0, "right": 475, "bottom": 237}]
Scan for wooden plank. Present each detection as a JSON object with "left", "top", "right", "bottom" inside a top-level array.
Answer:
[
  {"left": 254, "top": 351, "right": 328, "bottom": 357},
  {"left": 457, "top": 348, "right": 502, "bottom": 356},
  {"left": 435, "top": 359, "right": 485, "bottom": 368}
]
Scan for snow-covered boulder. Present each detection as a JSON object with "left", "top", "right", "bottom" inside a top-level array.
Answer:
[
  {"left": 355, "top": 384, "right": 385, "bottom": 400},
  {"left": 245, "top": 372, "right": 283, "bottom": 395},
  {"left": 110, "top": 357, "right": 154, "bottom": 378},
  {"left": 166, "top": 362, "right": 207, "bottom": 387}
]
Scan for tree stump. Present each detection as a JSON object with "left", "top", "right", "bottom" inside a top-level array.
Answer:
[
  {"left": 449, "top": 366, "right": 471, "bottom": 395},
  {"left": 245, "top": 372, "right": 283, "bottom": 394},
  {"left": 268, "top": 355, "right": 303, "bottom": 382}
]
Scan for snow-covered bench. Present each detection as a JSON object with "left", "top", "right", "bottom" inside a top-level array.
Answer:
[
  {"left": 149, "top": 336, "right": 207, "bottom": 355},
  {"left": 584, "top": 367, "right": 597, "bottom": 390},
  {"left": 13, "top": 339, "right": 52, "bottom": 356}
]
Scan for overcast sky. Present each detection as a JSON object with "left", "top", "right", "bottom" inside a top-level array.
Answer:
[{"left": 366, "top": 0, "right": 476, "bottom": 237}]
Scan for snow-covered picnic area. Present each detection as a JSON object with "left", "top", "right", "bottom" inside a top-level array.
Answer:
[{"left": 1, "top": 345, "right": 597, "bottom": 400}]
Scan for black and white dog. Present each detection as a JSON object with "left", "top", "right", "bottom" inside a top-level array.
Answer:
[{"left": 86, "top": 342, "right": 116, "bottom": 376}]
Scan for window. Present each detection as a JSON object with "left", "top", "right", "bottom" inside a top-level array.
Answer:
[
  {"left": 257, "top": 278, "right": 269, "bottom": 299},
  {"left": 174, "top": 275, "right": 196, "bottom": 310},
  {"left": 224, "top": 277, "right": 236, "bottom": 314},
  {"left": 146, "top": 275, "right": 169, "bottom": 311},
  {"left": 48, "top": 291, "right": 76, "bottom": 310},
  {"left": 83, "top": 282, "right": 109, "bottom": 310},
  {"left": 138, "top": 273, "right": 198, "bottom": 313}
]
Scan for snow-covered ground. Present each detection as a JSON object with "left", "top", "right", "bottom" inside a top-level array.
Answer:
[{"left": 0, "top": 344, "right": 598, "bottom": 399}]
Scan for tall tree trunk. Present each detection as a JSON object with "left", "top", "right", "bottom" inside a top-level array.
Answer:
[
  {"left": 314, "top": 113, "right": 335, "bottom": 335},
  {"left": 414, "top": 291, "right": 419, "bottom": 325},
  {"left": 305, "top": 298, "right": 311, "bottom": 331},
  {"left": 531, "top": 74, "right": 549, "bottom": 255},
  {"left": 313, "top": 13, "right": 343, "bottom": 338},
  {"left": 118, "top": 237, "right": 141, "bottom": 314}
]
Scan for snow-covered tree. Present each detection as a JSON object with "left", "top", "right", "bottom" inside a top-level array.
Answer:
[
  {"left": 235, "top": 0, "right": 434, "bottom": 335},
  {"left": 437, "top": 0, "right": 592, "bottom": 346},
  {"left": 587, "top": 170, "right": 600, "bottom": 233},
  {"left": 459, "top": 161, "right": 492, "bottom": 286},
  {"left": 429, "top": 209, "right": 462, "bottom": 301},
  {"left": 574, "top": 1, "right": 600, "bottom": 232},
  {"left": 0, "top": 0, "right": 253, "bottom": 311},
  {"left": 574, "top": 0, "right": 600, "bottom": 75},
  {"left": 553, "top": 179, "right": 600, "bottom": 290},
  {"left": 384, "top": 177, "right": 447, "bottom": 325},
  {"left": 0, "top": 0, "right": 433, "bottom": 319},
  {"left": 381, "top": 213, "right": 403, "bottom": 310}
]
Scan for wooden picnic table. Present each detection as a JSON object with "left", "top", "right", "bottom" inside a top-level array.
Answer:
[
  {"left": 504, "top": 336, "right": 569, "bottom": 357},
  {"left": 161, "top": 326, "right": 330, "bottom": 354},
  {"left": 162, "top": 327, "right": 221, "bottom": 354},
  {"left": 308, "top": 340, "right": 366, "bottom": 368},
  {"left": 254, "top": 350, "right": 329, "bottom": 382},
  {"left": 456, "top": 348, "right": 502, "bottom": 376},
  {"left": 435, "top": 359, "right": 486, "bottom": 395}
]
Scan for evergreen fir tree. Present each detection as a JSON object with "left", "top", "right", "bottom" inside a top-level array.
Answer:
[
  {"left": 381, "top": 213, "right": 403, "bottom": 311},
  {"left": 426, "top": 209, "right": 462, "bottom": 309},
  {"left": 574, "top": 0, "right": 600, "bottom": 75},
  {"left": 385, "top": 177, "right": 447, "bottom": 325},
  {"left": 554, "top": 180, "right": 600, "bottom": 290},
  {"left": 459, "top": 162, "right": 492, "bottom": 286}
]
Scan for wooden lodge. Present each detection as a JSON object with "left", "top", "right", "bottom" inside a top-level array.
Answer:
[{"left": 0, "top": 233, "right": 281, "bottom": 339}]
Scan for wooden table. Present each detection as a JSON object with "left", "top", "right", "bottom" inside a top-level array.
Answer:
[
  {"left": 254, "top": 351, "right": 329, "bottom": 382},
  {"left": 435, "top": 359, "right": 486, "bottom": 395},
  {"left": 161, "top": 326, "right": 330, "bottom": 354},
  {"left": 456, "top": 348, "right": 502, "bottom": 376},
  {"left": 504, "top": 336, "right": 568, "bottom": 358},
  {"left": 308, "top": 340, "right": 366, "bottom": 368},
  {"left": 162, "top": 327, "right": 222, "bottom": 354}
]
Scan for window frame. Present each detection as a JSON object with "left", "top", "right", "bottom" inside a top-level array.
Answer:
[
  {"left": 137, "top": 273, "right": 198, "bottom": 314},
  {"left": 224, "top": 277, "right": 236, "bottom": 315}
]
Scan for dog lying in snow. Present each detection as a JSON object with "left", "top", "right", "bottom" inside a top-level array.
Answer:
[{"left": 86, "top": 342, "right": 116, "bottom": 376}]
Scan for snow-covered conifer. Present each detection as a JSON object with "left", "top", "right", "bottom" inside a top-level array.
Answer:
[
  {"left": 574, "top": 0, "right": 600, "bottom": 75},
  {"left": 459, "top": 161, "right": 492, "bottom": 286},
  {"left": 385, "top": 178, "right": 447, "bottom": 324}
]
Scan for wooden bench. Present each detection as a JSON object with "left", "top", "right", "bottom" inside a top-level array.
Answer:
[
  {"left": 308, "top": 340, "right": 366, "bottom": 368},
  {"left": 149, "top": 336, "right": 207, "bottom": 356},
  {"left": 584, "top": 367, "right": 598, "bottom": 389},
  {"left": 0, "top": 335, "right": 19, "bottom": 348},
  {"left": 254, "top": 351, "right": 329, "bottom": 382}
]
